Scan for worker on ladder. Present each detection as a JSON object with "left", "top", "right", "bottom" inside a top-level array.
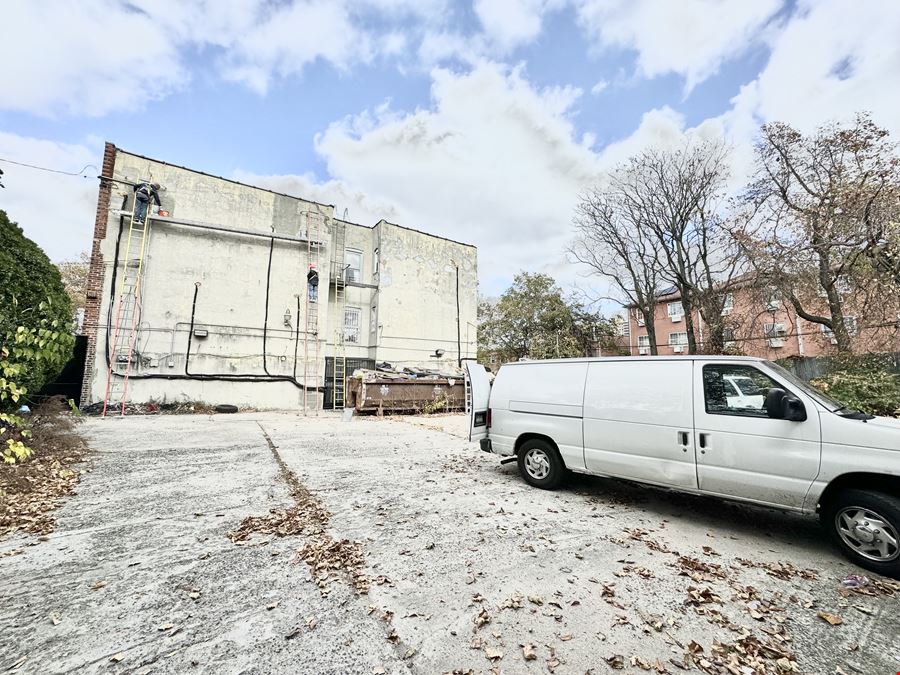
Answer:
[
  {"left": 307, "top": 265, "right": 319, "bottom": 303},
  {"left": 133, "top": 181, "right": 161, "bottom": 225}
]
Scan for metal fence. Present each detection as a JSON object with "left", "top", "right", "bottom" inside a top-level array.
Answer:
[
  {"left": 777, "top": 352, "right": 900, "bottom": 381},
  {"left": 323, "top": 357, "right": 376, "bottom": 409}
]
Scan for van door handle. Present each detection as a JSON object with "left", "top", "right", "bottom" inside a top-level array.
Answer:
[
  {"left": 677, "top": 431, "right": 689, "bottom": 450},
  {"left": 698, "top": 433, "right": 708, "bottom": 453}
]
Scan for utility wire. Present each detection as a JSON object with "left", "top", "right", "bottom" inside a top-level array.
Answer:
[{"left": 0, "top": 157, "right": 98, "bottom": 178}]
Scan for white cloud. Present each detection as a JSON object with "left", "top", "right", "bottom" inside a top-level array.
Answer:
[
  {"left": 589, "top": 79, "right": 608, "bottom": 95},
  {"left": 309, "top": 62, "right": 603, "bottom": 293},
  {"left": 731, "top": 0, "right": 900, "bottom": 135},
  {"left": 0, "top": 0, "right": 391, "bottom": 115},
  {"left": 0, "top": 1, "right": 188, "bottom": 117},
  {"left": 0, "top": 133, "right": 100, "bottom": 262},
  {"left": 218, "top": 1, "right": 372, "bottom": 94},
  {"left": 231, "top": 170, "right": 403, "bottom": 227},
  {"left": 574, "top": 0, "right": 784, "bottom": 91},
  {"left": 473, "top": 0, "right": 550, "bottom": 51}
]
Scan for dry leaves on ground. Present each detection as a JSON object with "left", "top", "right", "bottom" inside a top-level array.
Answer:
[{"left": 0, "top": 402, "right": 88, "bottom": 539}]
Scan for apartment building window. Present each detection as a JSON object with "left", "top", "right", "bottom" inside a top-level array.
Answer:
[
  {"left": 667, "top": 302, "right": 683, "bottom": 318},
  {"left": 345, "top": 249, "right": 362, "bottom": 283},
  {"left": 370, "top": 305, "right": 377, "bottom": 333},
  {"left": 821, "top": 316, "right": 858, "bottom": 343},
  {"left": 634, "top": 309, "right": 645, "bottom": 327},
  {"left": 343, "top": 307, "right": 361, "bottom": 343},
  {"left": 668, "top": 332, "right": 688, "bottom": 346},
  {"left": 721, "top": 293, "right": 734, "bottom": 315},
  {"left": 765, "top": 289, "right": 781, "bottom": 311},
  {"left": 723, "top": 327, "right": 736, "bottom": 346}
]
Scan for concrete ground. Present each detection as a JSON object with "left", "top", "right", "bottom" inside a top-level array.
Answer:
[{"left": 2, "top": 411, "right": 898, "bottom": 674}]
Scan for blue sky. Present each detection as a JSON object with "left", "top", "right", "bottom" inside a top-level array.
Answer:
[{"left": 2, "top": 0, "right": 899, "bottom": 304}]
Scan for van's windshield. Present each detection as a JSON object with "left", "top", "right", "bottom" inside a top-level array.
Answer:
[{"left": 765, "top": 362, "right": 847, "bottom": 412}]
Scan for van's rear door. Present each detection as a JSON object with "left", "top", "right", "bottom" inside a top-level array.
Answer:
[{"left": 465, "top": 361, "right": 492, "bottom": 442}]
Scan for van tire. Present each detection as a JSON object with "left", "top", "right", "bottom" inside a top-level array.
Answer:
[
  {"left": 517, "top": 439, "right": 564, "bottom": 490},
  {"left": 821, "top": 488, "right": 900, "bottom": 579}
]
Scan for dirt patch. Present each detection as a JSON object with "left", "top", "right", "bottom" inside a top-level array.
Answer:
[
  {"left": 228, "top": 422, "right": 369, "bottom": 596},
  {"left": 0, "top": 398, "right": 88, "bottom": 541}
]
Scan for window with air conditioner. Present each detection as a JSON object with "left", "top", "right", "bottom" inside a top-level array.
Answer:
[
  {"left": 344, "top": 249, "right": 362, "bottom": 283},
  {"left": 721, "top": 293, "right": 734, "bottom": 315},
  {"left": 343, "top": 307, "right": 361, "bottom": 343},
  {"left": 668, "top": 302, "right": 683, "bottom": 321},
  {"left": 764, "top": 322, "right": 786, "bottom": 347},
  {"left": 637, "top": 335, "right": 650, "bottom": 354},
  {"left": 668, "top": 332, "right": 687, "bottom": 351}
]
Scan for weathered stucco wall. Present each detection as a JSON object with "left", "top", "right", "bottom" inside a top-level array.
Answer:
[
  {"left": 86, "top": 147, "right": 479, "bottom": 410},
  {"left": 88, "top": 150, "right": 331, "bottom": 409},
  {"left": 374, "top": 221, "right": 478, "bottom": 369}
]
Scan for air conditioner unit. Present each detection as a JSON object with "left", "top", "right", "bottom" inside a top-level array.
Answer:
[
  {"left": 638, "top": 348, "right": 649, "bottom": 355},
  {"left": 767, "top": 338, "right": 785, "bottom": 348},
  {"left": 766, "top": 301, "right": 780, "bottom": 311},
  {"left": 671, "top": 314, "right": 682, "bottom": 323},
  {"left": 724, "top": 341, "right": 735, "bottom": 349},
  {"left": 672, "top": 345, "right": 684, "bottom": 353},
  {"left": 721, "top": 307, "right": 732, "bottom": 316}
]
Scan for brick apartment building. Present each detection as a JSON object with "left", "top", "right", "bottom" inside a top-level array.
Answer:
[{"left": 626, "top": 281, "right": 900, "bottom": 359}]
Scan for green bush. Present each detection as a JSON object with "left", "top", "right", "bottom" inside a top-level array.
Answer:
[
  {"left": 811, "top": 369, "right": 900, "bottom": 417},
  {"left": 0, "top": 210, "right": 73, "bottom": 403}
]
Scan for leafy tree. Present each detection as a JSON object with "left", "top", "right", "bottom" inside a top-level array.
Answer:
[
  {"left": 57, "top": 251, "right": 90, "bottom": 313},
  {"left": 0, "top": 210, "right": 74, "bottom": 462},
  {"left": 740, "top": 113, "right": 900, "bottom": 353},
  {"left": 478, "top": 273, "right": 613, "bottom": 362}
]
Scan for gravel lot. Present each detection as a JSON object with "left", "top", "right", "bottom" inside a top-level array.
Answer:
[{"left": 2, "top": 411, "right": 898, "bottom": 674}]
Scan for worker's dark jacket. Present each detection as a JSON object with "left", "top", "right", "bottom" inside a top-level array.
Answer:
[{"left": 134, "top": 182, "right": 161, "bottom": 205}]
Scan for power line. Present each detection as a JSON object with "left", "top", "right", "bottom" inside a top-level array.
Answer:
[{"left": 0, "top": 157, "right": 98, "bottom": 178}]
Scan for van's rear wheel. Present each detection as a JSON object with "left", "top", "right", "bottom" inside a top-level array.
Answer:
[
  {"left": 517, "top": 439, "right": 564, "bottom": 490},
  {"left": 822, "top": 489, "right": 900, "bottom": 579}
]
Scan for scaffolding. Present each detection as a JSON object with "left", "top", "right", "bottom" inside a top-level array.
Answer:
[{"left": 102, "top": 198, "right": 151, "bottom": 416}]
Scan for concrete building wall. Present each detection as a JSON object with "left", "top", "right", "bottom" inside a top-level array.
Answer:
[
  {"left": 83, "top": 144, "right": 478, "bottom": 410},
  {"left": 374, "top": 221, "right": 478, "bottom": 369}
]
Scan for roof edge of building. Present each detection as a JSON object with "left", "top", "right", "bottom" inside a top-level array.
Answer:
[{"left": 376, "top": 219, "right": 476, "bottom": 249}]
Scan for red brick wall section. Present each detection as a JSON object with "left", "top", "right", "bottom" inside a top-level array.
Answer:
[{"left": 80, "top": 142, "right": 117, "bottom": 406}]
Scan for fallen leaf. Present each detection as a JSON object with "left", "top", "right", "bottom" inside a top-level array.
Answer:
[
  {"left": 522, "top": 643, "right": 537, "bottom": 660},
  {"left": 484, "top": 646, "right": 504, "bottom": 661},
  {"left": 605, "top": 654, "right": 625, "bottom": 669},
  {"left": 157, "top": 623, "right": 174, "bottom": 631},
  {"left": 817, "top": 611, "right": 843, "bottom": 626},
  {"left": 267, "top": 601, "right": 279, "bottom": 610},
  {"left": 110, "top": 653, "right": 125, "bottom": 663},
  {"left": 527, "top": 595, "right": 544, "bottom": 605}
]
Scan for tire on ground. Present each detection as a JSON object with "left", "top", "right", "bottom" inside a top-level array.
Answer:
[
  {"left": 821, "top": 488, "right": 900, "bottom": 579},
  {"left": 215, "top": 404, "right": 239, "bottom": 414},
  {"left": 516, "top": 438, "right": 565, "bottom": 490}
]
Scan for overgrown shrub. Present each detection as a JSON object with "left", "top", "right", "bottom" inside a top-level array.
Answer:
[
  {"left": 1, "top": 211, "right": 75, "bottom": 462},
  {"left": 811, "top": 369, "right": 900, "bottom": 417}
]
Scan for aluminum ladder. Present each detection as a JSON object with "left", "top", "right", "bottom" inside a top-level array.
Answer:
[
  {"left": 101, "top": 197, "right": 150, "bottom": 416},
  {"left": 331, "top": 219, "right": 347, "bottom": 409}
]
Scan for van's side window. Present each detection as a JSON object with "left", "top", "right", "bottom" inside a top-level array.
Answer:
[{"left": 702, "top": 365, "right": 780, "bottom": 417}]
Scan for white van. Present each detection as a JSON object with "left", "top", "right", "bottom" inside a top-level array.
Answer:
[{"left": 465, "top": 356, "right": 900, "bottom": 578}]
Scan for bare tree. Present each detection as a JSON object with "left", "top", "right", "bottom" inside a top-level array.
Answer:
[
  {"left": 571, "top": 185, "right": 664, "bottom": 354},
  {"left": 576, "top": 139, "right": 744, "bottom": 354},
  {"left": 741, "top": 113, "right": 900, "bottom": 353}
]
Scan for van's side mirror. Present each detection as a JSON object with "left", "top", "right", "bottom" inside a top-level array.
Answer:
[{"left": 765, "top": 388, "right": 807, "bottom": 421}]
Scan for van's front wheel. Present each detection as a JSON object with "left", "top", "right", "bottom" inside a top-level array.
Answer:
[
  {"left": 822, "top": 489, "right": 900, "bottom": 579},
  {"left": 517, "top": 439, "right": 564, "bottom": 490}
]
